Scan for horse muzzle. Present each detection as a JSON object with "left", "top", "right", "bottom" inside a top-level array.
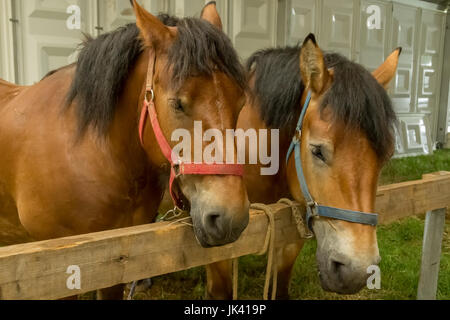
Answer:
[
  {"left": 190, "top": 203, "right": 250, "bottom": 248},
  {"left": 317, "top": 250, "right": 381, "bottom": 294}
]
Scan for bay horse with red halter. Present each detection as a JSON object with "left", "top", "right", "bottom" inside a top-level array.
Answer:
[
  {"left": 205, "top": 35, "right": 401, "bottom": 298},
  {"left": 0, "top": 1, "right": 250, "bottom": 299}
]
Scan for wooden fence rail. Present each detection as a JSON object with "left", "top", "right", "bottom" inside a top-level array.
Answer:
[{"left": 0, "top": 172, "right": 449, "bottom": 300}]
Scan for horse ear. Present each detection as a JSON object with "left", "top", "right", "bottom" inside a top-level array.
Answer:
[
  {"left": 201, "top": 1, "right": 223, "bottom": 31},
  {"left": 300, "top": 34, "right": 330, "bottom": 94},
  {"left": 372, "top": 48, "right": 402, "bottom": 89},
  {"left": 131, "top": 0, "right": 175, "bottom": 48}
]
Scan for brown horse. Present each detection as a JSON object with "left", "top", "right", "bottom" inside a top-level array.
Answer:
[
  {"left": 205, "top": 35, "right": 400, "bottom": 298},
  {"left": 0, "top": 1, "right": 249, "bottom": 299}
]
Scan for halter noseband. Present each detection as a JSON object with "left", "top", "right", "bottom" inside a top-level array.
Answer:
[
  {"left": 286, "top": 91, "right": 378, "bottom": 231},
  {"left": 139, "top": 50, "right": 244, "bottom": 211}
]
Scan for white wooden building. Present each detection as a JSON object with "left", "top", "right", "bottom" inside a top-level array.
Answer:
[{"left": 0, "top": 0, "right": 449, "bottom": 156}]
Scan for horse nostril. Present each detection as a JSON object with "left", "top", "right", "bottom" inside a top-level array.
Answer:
[
  {"left": 204, "top": 212, "right": 226, "bottom": 239},
  {"left": 331, "top": 260, "right": 346, "bottom": 274}
]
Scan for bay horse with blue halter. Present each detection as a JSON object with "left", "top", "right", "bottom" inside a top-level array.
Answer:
[
  {"left": 0, "top": 1, "right": 249, "bottom": 299},
  {"left": 206, "top": 34, "right": 400, "bottom": 298}
]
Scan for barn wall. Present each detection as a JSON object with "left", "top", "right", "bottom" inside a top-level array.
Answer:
[
  {"left": 0, "top": 0, "right": 447, "bottom": 157},
  {"left": 0, "top": 0, "right": 16, "bottom": 83}
]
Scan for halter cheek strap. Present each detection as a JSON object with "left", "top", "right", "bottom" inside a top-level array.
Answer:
[
  {"left": 139, "top": 50, "right": 244, "bottom": 210},
  {"left": 286, "top": 91, "right": 378, "bottom": 231}
]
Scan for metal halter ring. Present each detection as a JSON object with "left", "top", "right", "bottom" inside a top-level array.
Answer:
[
  {"left": 145, "top": 89, "right": 155, "bottom": 104},
  {"left": 307, "top": 201, "right": 318, "bottom": 210},
  {"left": 292, "top": 129, "right": 302, "bottom": 144}
]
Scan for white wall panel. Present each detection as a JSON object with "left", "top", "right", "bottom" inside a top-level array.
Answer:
[
  {"left": 397, "top": 115, "right": 433, "bottom": 156},
  {"left": 98, "top": 1, "right": 228, "bottom": 33},
  {"left": 169, "top": 0, "right": 206, "bottom": 18},
  {"left": 321, "top": 0, "right": 356, "bottom": 59},
  {"left": 14, "top": 0, "right": 97, "bottom": 85},
  {"left": 168, "top": 0, "right": 229, "bottom": 32},
  {"left": 390, "top": 3, "right": 420, "bottom": 114},
  {"left": 229, "top": 0, "right": 277, "bottom": 60},
  {"left": 98, "top": 0, "right": 169, "bottom": 33},
  {"left": 358, "top": 0, "right": 392, "bottom": 73},
  {"left": 0, "top": 0, "right": 16, "bottom": 83},
  {"left": 285, "top": 0, "right": 318, "bottom": 46},
  {"left": 416, "top": 9, "right": 446, "bottom": 143}
]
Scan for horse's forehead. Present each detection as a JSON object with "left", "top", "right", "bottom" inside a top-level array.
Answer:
[
  {"left": 173, "top": 72, "right": 243, "bottom": 128},
  {"left": 305, "top": 104, "right": 334, "bottom": 136},
  {"left": 306, "top": 104, "right": 374, "bottom": 154}
]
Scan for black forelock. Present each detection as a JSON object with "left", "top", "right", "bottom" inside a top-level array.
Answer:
[
  {"left": 248, "top": 46, "right": 397, "bottom": 160},
  {"left": 66, "top": 14, "right": 246, "bottom": 137},
  {"left": 321, "top": 53, "right": 397, "bottom": 159},
  {"left": 167, "top": 17, "right": 246, "bottom": 91}
]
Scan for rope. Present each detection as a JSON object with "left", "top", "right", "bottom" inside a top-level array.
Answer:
[
  {"left": 278, "top": 199, "right": 314, "bottom": 239},
  {"left": 233, "top": 203, "right": 277, "bottom": 300},
  {"left": 232, "top": 199, "right": 312, "bottom": 300}
]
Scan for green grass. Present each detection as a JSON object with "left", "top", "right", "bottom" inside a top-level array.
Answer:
[
  {"left": 379, "top": 149, "right": 450, "bottom": 185},
  {"left": 129, "top": 149, "right": 450, "bottom": 300}
]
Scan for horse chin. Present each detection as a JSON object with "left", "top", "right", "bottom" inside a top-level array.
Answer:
[
  {"left": 316, "top": 252, "right": 369, "bottom": 295},
  {"left": 191, "top": 223, "right": 238, "bottom": 248},
  {"left": 318, "top": 270, "right": 366, "bottom": 295}
]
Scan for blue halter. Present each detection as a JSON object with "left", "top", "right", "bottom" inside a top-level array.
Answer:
[{"left": 286, "top": 91, "right": 378, "bottom": 231}]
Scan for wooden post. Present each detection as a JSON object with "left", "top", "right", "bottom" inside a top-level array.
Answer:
[{"left": 417, "top": 208, "right": 447, "bottom": 300}]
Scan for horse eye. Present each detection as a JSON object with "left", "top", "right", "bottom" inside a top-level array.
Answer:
[
  {"left": 311, "top": 145, "right": 326, "bottom": 162},
  {"left": 171, "top": 99, "right": 185, "bottom": 113}
]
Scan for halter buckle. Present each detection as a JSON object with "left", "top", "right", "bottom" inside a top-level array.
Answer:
[
  {"left": 307, "top": 200, "right": 318, "bottom": 208},
  {"left": 307, "top": 201, "right": 319, "bottom": 218},
  {"left": 172, "top": 160, "right": 183, "bottom": 178}
]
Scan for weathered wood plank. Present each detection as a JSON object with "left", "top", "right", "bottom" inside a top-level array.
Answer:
[
  {"left": 376, "top": 172, "right": 450, "bottom": 224},
  {"left": 0, "top": 204, "right": 301, "bottom": 300},
  {"left": 417, "top": 208, "right": 447, "bottom": 300}
]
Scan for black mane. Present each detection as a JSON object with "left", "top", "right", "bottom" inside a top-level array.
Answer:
[
  {"left": 247, "top": 45, "right": 397, "bottom": 160},
  {"left": 246, "top": 46, "right": 305, "bottom": 136},
  {"left": 66, "top": 14, "right": 246, "bottom": 136}
]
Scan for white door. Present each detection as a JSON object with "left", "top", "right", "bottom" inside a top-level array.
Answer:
[
  {"left": 416, "top": 9, "right": 446, "bottom": 142},
  {"left": 284, "top": 0, "right": 319, "bottom": 46},
  {"left": 229, "top": 0, "right": 277, "bottom": 60},
  {"left": 169, "top": 0, "right": 207, "bottom": 18},
  {"left": 357, "top": 0, "right": 392, "bottom": 73},
  {"left": 98, "top": 0, "right": 170, "bottom": 33},
  {"left": 0, "top": 0, "right": 16, "bottom": 83},
  {"left": 97, "top": 0, "right": 228, "bottom": 34},
  {"left": 390, "top": 3, "right": 420, "bottom": 114},
  {"left": 13, "top": 0, "right": 97, "bottom": 85},
  {"left": 320, "top": 0, "right": 357, "bottom": 60}
]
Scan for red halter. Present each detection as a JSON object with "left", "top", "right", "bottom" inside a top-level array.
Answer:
[{"left": 139, "top": 50, "right": 244, "bottom": 210}]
